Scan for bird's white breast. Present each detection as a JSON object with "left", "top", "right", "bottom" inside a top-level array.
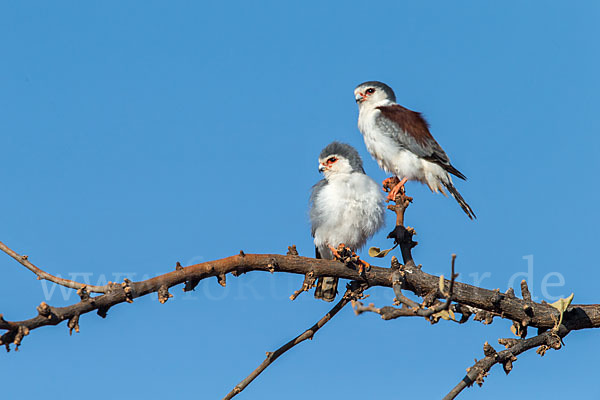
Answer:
[{"left": 312, "top": 173, "right": 384, "bottom": 258}]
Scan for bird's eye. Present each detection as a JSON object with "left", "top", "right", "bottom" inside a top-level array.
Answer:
[
  {"left": 327, "top": 157, "right": 338, "bottom": 164},
  {"left": 365, "top": 88, "right": 375, "bottom": 94}
]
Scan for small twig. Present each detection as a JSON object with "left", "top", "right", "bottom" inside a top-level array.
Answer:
[
  {"left": 289, "top": 272, "right": 316, "bottom": 300},
  {"left": 0, "top": 241, "right": 107, "bottom": 293},
  {"left": 354, "top": 302, "right": 470, "bottom": 323},
  {"left": 442, "top": 325, "right": 570, "bottom": 400},
  {"left": 223, "top": 284, "right": 364, "bottom": 400},
  {"left": 384, "top": 185, "right": 417, "bottom": 266},
  {"left": 386, "top": 255, "right": 459, "bottom": 322},
  {"left": 353, "top": 302, "right": 382, "bottom": 315},
  {"left": 391, "top": 270, "right": 420, "bottom": 309}
]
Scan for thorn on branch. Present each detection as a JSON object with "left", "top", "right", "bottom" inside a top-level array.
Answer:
[
  {"left": 474, "top": 368, "right": 488, "bottom": 387},
  {"left": 390, "top": 256, "right": 402, "bottom": 271},
  {"left": 498, "top": 338, "right": 519, "bottom": 348},
  {"left": 158, "top": 285, "right": 173, "bottom": 304},
  {"left": 13, "top": 325, "right": 29, "bottom": 351},
  {"left": 184, "top": 278, "right": 200, "bottom": 292},
  {"left": 502, "top": 354, "right": 517, "bottom": 375},
  {"left": 0, "top": 330, "right": 14, "bottom": 352},
  {"left": 239, "top": 250, "right": 245, "bottom": 257},
  {"left": 286, "top": 245, "right": 299, "bottom": 256},
  {"left": 267, "top": 259, "right": 278, "bottom": 273},
  {"left": 511, "top": 321, "right": 528, "bottom": 338},
  {"left": 68, "top": 314, "right": 80, "bottom": 335},
  {"left": 483, "top": 341, "right": 497, "bottom": 357},
  {"left": 36, "top": 302, "right": 52, "bottom": 318},
  {"left": 520, "top": 280, "right": 532, "bottom": 302},
  {"left": 491, "top": 289, "right": 503, "bottom": 307},
  {"left": 175, "top": 261, "right": 184, "bottom": 271},
  {"left": 536, "top": 345, "right": 549, "bottom": 356},
  {"left": 122, "top": 279, "right": 134, "bottom": 303},
  {"left": 505, "top": 287, "right": 515, "bottom": 298},
  {"left": 97, "top": 306, "right": 110, "bottom": 319},
  {"left": 473, "top": 309, "right": 495, "bottom": 325}
]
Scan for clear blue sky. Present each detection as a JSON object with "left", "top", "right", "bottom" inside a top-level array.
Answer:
[{"left": 1, "top": 2, "right": 599, "bottom": 399}]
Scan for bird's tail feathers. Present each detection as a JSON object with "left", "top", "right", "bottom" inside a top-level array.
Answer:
[
  {"left": 314, "top": 277, "right": 338, "bottom": 302},
  {"left": 443, "top": 182, "right": 476, "bottom": 220}
]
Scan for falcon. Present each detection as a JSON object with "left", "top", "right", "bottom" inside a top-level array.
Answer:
[
  {"left": 309, "top": 142, "right": 385, "bottom": 301},
  {"left": 354, "top": 81, "right": 476, "bottom": 219}
]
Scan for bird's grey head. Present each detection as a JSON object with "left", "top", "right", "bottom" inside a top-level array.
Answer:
[
  {"left": 354, "top": 81, "right": 396, "bottom": 108},
  {"left": 318, "top": 141, "right": 365, "bottom": 179}
]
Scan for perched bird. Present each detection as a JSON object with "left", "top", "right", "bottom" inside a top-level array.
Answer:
[
  {"left": 309, "top": 142, "right": 385, "bottom": 301},
  {"left": 354, "top": 81, "right": 476, "bottom": 219}
]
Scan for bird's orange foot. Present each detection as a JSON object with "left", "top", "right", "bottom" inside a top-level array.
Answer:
[
  {"left": 328, "top": 243, "right": 348, "bottom": 260},
  {"left": 386, "top": 177, "right": 408, "bottom": 202},
  {"left": 357, "top": 258, "right": 371, "bottom": 275},
  {"left": 329, "top": 244, "right": 370, "bottom": 275},
  {"left": 382, "top": 176, "right": 400, "bottom": 192}
]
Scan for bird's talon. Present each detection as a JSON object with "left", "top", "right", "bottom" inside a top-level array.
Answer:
[
  {"left": 358, "top": 259, "right": 371, "bottom": 275},
  {"left": 328, "top": 244, "right": 341, "bottom": 260},
  {"left": 385, "top": 177, "right": 408, "bottom": 202},
  {"left": 382, "top": 176, "right": 400, "bottom": 192}
]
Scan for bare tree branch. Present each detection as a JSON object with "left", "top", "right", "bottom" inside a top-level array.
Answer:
[
  {"left": 1, "top": 248, "right": 598, "bottom": 348},
  {"left": 443, "top": 325, "right": 570, "bottom": 400},
  {"left": 223, "top": 282, "right": 366, "bottom": 399},
  {"left": 0, "top": 240, "right": 107, "bottom": 293},
  {"left": 1, "top": 185, "right": 598, "bottom": 398},
  {"left": 355, "top": 254, "right": 462, "bottom": 324}
]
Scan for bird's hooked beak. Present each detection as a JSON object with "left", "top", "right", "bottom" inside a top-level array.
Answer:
[
  {"left": 355, "top": 92, "right": 365, "bottom": 104},
  {"left": 318, "top": 163, "right": 327, "bottom": 173}
]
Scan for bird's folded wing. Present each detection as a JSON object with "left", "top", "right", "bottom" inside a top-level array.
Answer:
[{"left": 376, "top": 104, "right": 466, "bottom": 180}]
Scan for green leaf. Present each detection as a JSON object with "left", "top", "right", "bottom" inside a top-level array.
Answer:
[
  {"left": 550, "top": 293, "right": 574, "bottom": 313},
  {"left": 550, "top": 293, "right": 574, "bottom": 328},
  {"left": 368, "top": 245, "right": 396, "bottom": 258},
  {"left": 432, "top": 309, "right": 456, "bottom": 321}
]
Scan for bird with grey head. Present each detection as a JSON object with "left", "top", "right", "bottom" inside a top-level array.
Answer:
[
  {"left": 309, "top": 141, "right": 385, "bottom": 301},
  {"left": 354, "top": 81, "right": 476, "bottom": 219}
]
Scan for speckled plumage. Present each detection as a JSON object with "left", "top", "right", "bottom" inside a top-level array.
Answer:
[
  {"left": 310, "top": 142, "right": 385, "bottom": 301},
  {"left": 354, "top": 81, "right": 476, "bottom": 219}
]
